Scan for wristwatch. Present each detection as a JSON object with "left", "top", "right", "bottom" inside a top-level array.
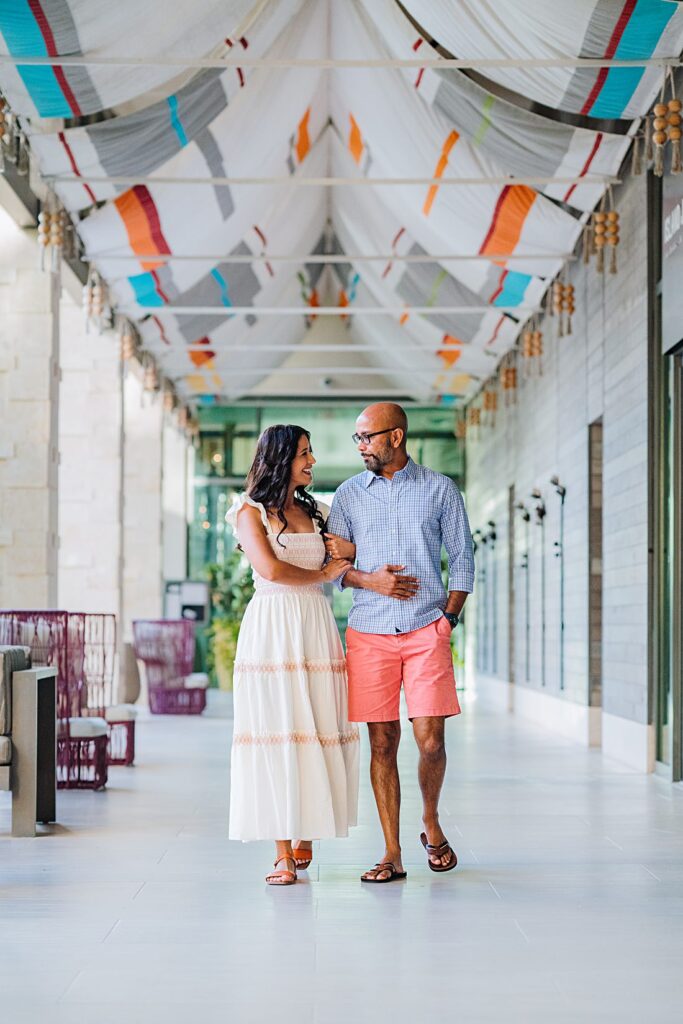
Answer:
[{"left": 443, "top": 612, "right": 460, "bottom": 629}]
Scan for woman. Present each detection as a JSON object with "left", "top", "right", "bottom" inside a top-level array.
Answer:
[{"left": 226, "top": 424, "right": 360, "bottom": 885}]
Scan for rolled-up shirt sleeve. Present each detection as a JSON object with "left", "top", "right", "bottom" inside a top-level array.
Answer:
[
  {"left": 325, "top": 490, "right": 354, "bottom": 591},
  {"left": 441, "top": 482, "right": 475, "bottom": 593}
]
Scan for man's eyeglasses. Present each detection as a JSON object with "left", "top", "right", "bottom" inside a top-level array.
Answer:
[{"left": 352, "top": 427, "right": 399, "bottom": 445}]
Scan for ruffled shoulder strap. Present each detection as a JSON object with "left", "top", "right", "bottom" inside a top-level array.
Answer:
[{"left": 225, "top": 493, "right": 271, "bottom": 537}]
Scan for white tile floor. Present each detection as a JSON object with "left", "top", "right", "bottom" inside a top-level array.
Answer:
[{"left": 2, "top": 690, "right": 683, "bottom": 1023}]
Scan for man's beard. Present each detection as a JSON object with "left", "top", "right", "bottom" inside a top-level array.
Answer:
[{"left": 363, "top": 449, "right": 391, "bottom": 474}]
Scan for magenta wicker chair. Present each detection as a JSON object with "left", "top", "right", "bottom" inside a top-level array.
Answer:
[
  {"left": 0, "top": 611, "right": 118, "bottom": 788},
  {"left": 132, "top": 619, "right": 206, "bottom": 715}
]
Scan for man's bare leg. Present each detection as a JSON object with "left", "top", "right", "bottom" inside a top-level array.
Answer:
[
  {"left": 361, "top": 720, "right": 403, "bottom": 880},
  {"left": 412, "top": 716, "right": 453, "bottom": 868}
]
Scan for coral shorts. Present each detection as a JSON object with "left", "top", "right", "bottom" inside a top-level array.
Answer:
[{"left": 345, "top": 616, "right": 461, "bottom": 723}]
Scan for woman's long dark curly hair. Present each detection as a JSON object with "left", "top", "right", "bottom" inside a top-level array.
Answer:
[{"left": 245, "top": 424, "right": 326, "bottom": 546}]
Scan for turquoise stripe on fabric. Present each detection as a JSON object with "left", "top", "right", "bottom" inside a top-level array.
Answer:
[
  {"left": 0, "top": 1, "right": 71, "bottom": 117},
  {"left": 590, "top": 0, "right": 676, "bottom": 118},
  {"left": 128, "top": 272, "right": 164, "bottom": 307},
  {"left": 211, "top": 268, "right": 232, "bottom": 307},
  {"left": 167, "top": 95, "right": 189, "bottom": 147},
  {"left": 492, "top": 271, "right": 531, "bottom": 308}
]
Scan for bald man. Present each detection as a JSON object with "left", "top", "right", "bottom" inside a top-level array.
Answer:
[{"left": 325, "top": 403, "right": 474, "bottom": 882}]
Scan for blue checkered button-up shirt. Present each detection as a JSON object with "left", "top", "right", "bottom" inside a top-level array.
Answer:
[{"left": 326, "top": 457, "right": 475, "bottom": 635}]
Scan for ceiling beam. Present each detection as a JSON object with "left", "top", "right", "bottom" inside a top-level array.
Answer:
[
  {"left": 164, "top": 372, "right": 466, "bottom": 380},
  {"left": 126, "top": 304, "right": 537, "bottom": 315},
  {"left": 87, "top": 252, "right": 576, "bottom": 263},
  {"left": 173, "top": 343, "right": 492, "bottom": 353},
  {"left": 49, "top": 173, "right": 619, "bottom": 187},
  {"left": 1, "top": 54, "right": 680, "bottom": 70}
]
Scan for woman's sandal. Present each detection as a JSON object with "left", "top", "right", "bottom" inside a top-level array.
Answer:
[
  {"left": 360, "top": 861, "right": 407, "bottom": 884},
  {"left": 292, "top": 844, "right": 313, "bottom": 871},
  {"left": 266, "top": 855, "right": 298, "bottom": 886},
  {"left": 420, "top": 832, "right": 458, "bottom": 873}
]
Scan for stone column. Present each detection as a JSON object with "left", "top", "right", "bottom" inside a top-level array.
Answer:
[
  {"left": 58, "top": 294, "right": 122, "bottom": 614},
  {"left": 121, "top": 364, "right": 164, "bottom": 640},
  {"left": 0, "top": 205, "right": 60, "bottom": 608}
]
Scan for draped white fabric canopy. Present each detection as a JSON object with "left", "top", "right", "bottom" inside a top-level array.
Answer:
[{"left": 0, "top": 0, "right": 679, "bottom": 405}]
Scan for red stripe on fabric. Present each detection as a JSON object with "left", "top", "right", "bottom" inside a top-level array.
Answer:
[
  {"left": 580, "top": 0, "right": 637, "bottom": 115},
  {"left": 564, "top": 132, "right": 604, "bottom": 202},
  {"left": 152, "top": 315, "right": 171, "bottom": 346},
  {"left": 479, "top": 186, "right": 511, "bottom": 254},
  {"left": 253, "top": 225, "right": 267, "bottom": 246},
  {"left": 150, "top": 269, "right": 170, "bottom": 304},
  {"left": 57, "top": 131, "right": 96, "bottom": 204},
  {"left": 485, "top": 315, "right": 505, "bottom": 348},
  {"left": 413, "top": 39, "right": 423, "bottom": 52},
  {"left": 132, "top": 186, "right": 171, "bottom": 254},
  {"left": 488, "top": 270, "right": 508, "bottom": 305},
  {"left": 391, "top": 227, "right": 405, "bottom": 248},
  {"left": 415, "top": 68, "right": 425, "bottom": 89},
  {"left": 27, "top": 0, "right": 82, "bottom": 117}
]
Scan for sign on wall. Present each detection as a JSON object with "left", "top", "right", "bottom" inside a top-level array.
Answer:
[{"left": 662, "top": 173, "right": 683, "bottom": 355}]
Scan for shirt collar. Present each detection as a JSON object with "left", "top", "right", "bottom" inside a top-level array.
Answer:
[{"left": 363, "top": 456, "right": 416, "bottom": 488}]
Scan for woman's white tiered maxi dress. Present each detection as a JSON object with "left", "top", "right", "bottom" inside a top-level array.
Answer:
[{"left": 226, "top": 495, "right": 359, "bottom": 841}]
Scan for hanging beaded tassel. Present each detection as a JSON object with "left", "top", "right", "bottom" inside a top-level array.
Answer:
[
  {"left": 605, "top": 210, "right": 620, "bottom": 274},
  {"left": 49, "top": 208, "right": 64, "bottom": 272},
  {"left": 143, "top": 356, "right": 159, "bottom": 393},
  {"left": 593, "top": 210, "right": 607, "bottom": 273},
  {"left": 563, "top": 283, "right": 575, "bottom": 335},
  {"left": 120, "top": 320, "right": 137, "bottom": 361},
  {"left": 483, "top": 386, "right": 498, "bottom": 428},
  {"left": 645, "top": 112, "right": 653, "bottom": 164},
  {"left": 551, "top": 281, "right": 563, "bottom": 335},
  {"left": 582, "top": 218, "right": 592, "bottom": 265},
  {"left": 630, "top": 130, "right": 643, "bottom": 176},
  {"left": 667, "top": 84, "right": 682, "bottom": 174},
  {"left": 37, "top": 209, "right": 50, "bottom": 272},
  {"left": 533, "top": 328, "right": 544, "bottom": 376},
  {"left": 653, "top": 101, "right": 668, "bottom": 177},
  {"left": 522, "top": 327, "right": 534, "bottom": 377},
  {"left": 455, "top": 416, "right": 466, "bottom": 441},
  {"left": 0, "top": 96, "right": 7, "bottom": 173}
]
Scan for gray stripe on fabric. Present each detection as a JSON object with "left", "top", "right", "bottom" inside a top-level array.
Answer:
[
  {"left": 88, "top": 70, "right": 227, "bottom": 177},
  {"left": 556, "top": 0, "right": 620, "bottom": 114},
  {"left": 397, "top": 242, "right": 501, "bottom": 315},
  {"left": 431, "top": 70, "right": 568, "bottom": 178},
  {"left": 306, "top": 233, "right": 351, "bottom": 290},
  {"left": 148, "top": 264, "right": 180, "bottom": 303},
  {"left": 195, "top": 129, "right": 234, "bottom": 219},
  {"left": 47, "top": 0, "right": 101, "bottom": 114},
  {"left": 170, "top": 244, "right": 260, "bottom": 343}
]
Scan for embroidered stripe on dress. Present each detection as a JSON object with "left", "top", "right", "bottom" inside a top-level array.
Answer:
[{"left": 233, "top": 730, "right": 359, "bottom": 748}]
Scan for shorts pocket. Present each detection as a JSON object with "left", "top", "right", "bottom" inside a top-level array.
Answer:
[{"left": 435, "top": 614, "right": 452, "bottom": 638}]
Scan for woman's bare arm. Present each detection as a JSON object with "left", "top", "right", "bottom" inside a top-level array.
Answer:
[{"left": 237, "top": 505, "right": 351, "bottom": 584}]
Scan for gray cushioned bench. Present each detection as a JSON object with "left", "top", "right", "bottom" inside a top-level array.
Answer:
[{"left": 0, "top": 645, "right": 57, "bottom": 836}]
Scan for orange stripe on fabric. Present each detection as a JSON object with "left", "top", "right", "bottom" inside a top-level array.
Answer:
[
  {"left": 437, "top": 335, "right": 463, "bottom": 368},
  {"left": 349, "top": 114, "right": 363, "bottom": 164},
  {"left": 423, "top": 131, "right": 459, "bottom": 216},
  {"left": 295, "top": 108, "right": 311, "bottom": 163},
  {"left": 114, "top": 189, "right": 163, "bottom": 271},
  {"left": 479, "top": 185, "right": 536, "bottom": 257}
]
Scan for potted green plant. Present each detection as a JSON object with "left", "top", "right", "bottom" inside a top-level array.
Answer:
[{"left": 205, "top": 550, "right": 254, "bottom": 690}]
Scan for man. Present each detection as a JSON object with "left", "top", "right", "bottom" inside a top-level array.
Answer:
[{"left": 325, "top": 403, "right": 474, "bottom": 882}]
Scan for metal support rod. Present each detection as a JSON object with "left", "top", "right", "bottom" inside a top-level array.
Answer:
[
  {"left": 87, "top": 252, "right": 577, "bottom": 264},
  {"left": 179, "top": 343, "right": 466, "bottom": 353},
  {"left": 48, "top": 173, "right": 620, "bottom": 187},
  {"left": 124, "top": 304, "right": 539, "bottom": 315},
  {"left": 151, "top": 366, "right": 482, "bottom": 377},
  {"left": 1, "top": 54, "right": 680, "bottom": 69}
]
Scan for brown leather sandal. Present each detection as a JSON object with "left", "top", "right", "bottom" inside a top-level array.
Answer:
[
  {"left": 360, "top": 861, "right": 407, "bottom": 883},
  {"left": 420, "top": 832, "right": 458, "bottom": 873},
  {"left": 292, "top": 844, "right": 313, "bottom": 870},
  {"left": 266, "top": 855, "right": 297, "bottom": 886}
]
